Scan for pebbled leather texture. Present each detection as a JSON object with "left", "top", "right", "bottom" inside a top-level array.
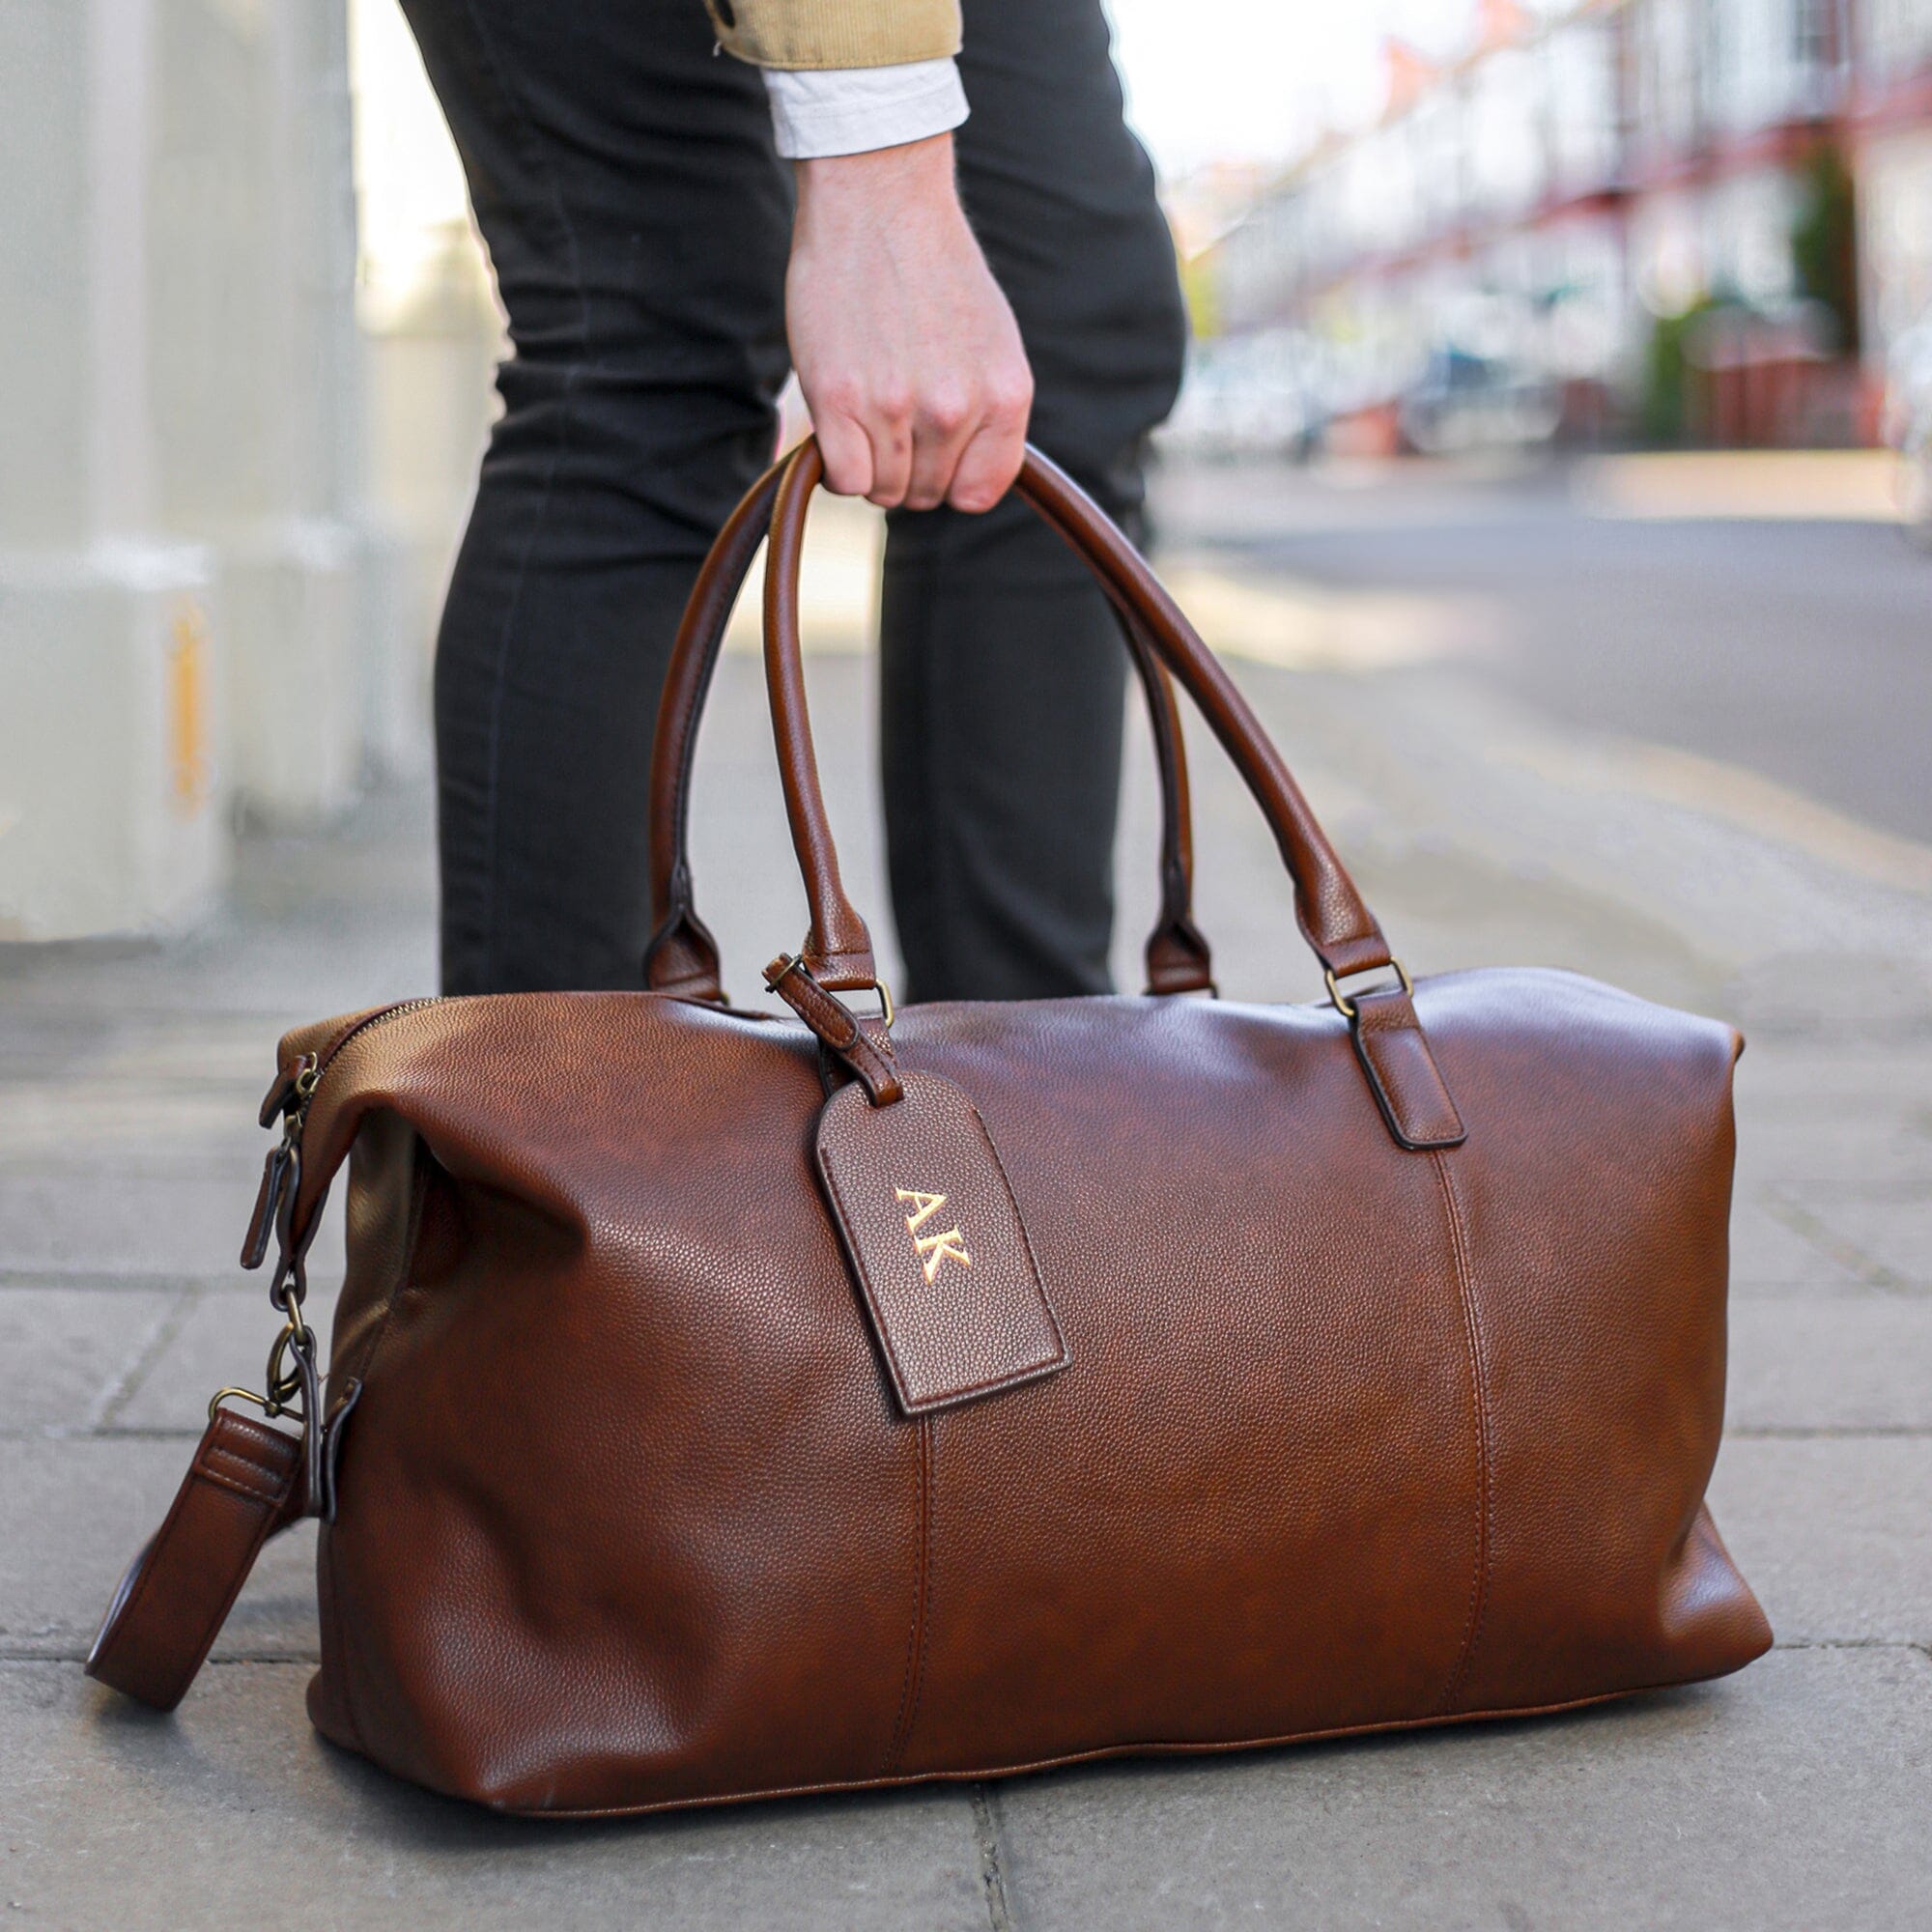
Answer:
[
  {"left": 816, "top": 1069, "right": 1067, "bottom": 1414},
  {"left": 1350, "top": 984, "right": 1469, "bottom": 1150},
  {"left": 268, "top": 964, "right": 1769, "bottom": 1816},
  {"left": 94, "top": 447, "right": 1770, "bottom": 1814}
]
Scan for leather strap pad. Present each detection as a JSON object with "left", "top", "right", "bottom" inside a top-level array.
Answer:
[
  {"left": 86, "top": 1408, "right": 305, "bottom": 1712},
  {"left": 816, "top": 1071, "right": 1068, "bottom": 1415},
  {"left": 1350, "top": 986, "right": 1468, "bottom": 1151}
]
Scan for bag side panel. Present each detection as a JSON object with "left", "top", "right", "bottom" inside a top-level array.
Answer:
[
  {"left": 308, "top": 1108, "right": 427, "bottom": 1758},
  {"left": 1415, "top": 973, "right": 1771, "bottom": 1712},
  {"left": 307, "top": 1002, "right": 924, "bottom": 1812}
]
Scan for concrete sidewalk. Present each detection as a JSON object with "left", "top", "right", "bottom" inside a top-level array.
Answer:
[{"left": 3, "top": 602, "right": 1929, "bottom": 1927}]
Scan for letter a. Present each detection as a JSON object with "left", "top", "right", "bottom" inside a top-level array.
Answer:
[{"left": 895, "top": 1188, "right": 948, "bottom": 1235}]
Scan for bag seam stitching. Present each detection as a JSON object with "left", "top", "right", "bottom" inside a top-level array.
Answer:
[
  {"left": 906, "top": 1420, "right": 936, "bottom": 1766},
  {"left": 194, "top": 1463, "right": 291, "bottom": 1507},
  {"left": 200, "top": 1438, "right": 294, "bottom": 1488},
  {"left": 1432, "top": 1150, "right": 1493, "bottom": 1717},
  {"left": 883, "top": 1415, "right": 932, "bottom": 1777}
]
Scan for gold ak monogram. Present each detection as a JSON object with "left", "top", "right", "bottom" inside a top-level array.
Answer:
[{"left": 894, "top": 1188, "right": 972, "bottom": 1283}]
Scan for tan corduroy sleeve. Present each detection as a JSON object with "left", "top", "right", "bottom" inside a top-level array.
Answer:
[{"left": 704, "top": 0, "right": 962, "bottom": 71}]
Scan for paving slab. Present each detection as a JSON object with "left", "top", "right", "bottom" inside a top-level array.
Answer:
[
  {"left": 1725, "top": 1197, "right": 1865, "bottom": 1293},
  {"left": 990, "top": 1646, "right": 1932, "bottom": 1932},
  {"left": 0, "top": 1167, "right": 343, "bottom": 1279},
  {"left": 0, "top": 1081, "right": 261, "bottom": 1165},
  {"left": 1706, "top": 1435, "right": 1932, "bottom": 1644},
  {"left": 1729, "top": 1041, "right": 1932, "bottom": 1118},
  {"left": 0, "top": 1662, "right": 992, "bottom": 1932},
  {"left": 0, "top": 929, "right": 431, "bottom": 1026},
  {"left": 110, "top": 1283, "right": 342, "bottom": 1433},
  {"left": 0, "top": 1285, "right": 184, "bottom": 1433},
  {"left": 1771, "top": 1187, "right": 1931, "bottom": 1290},
  {"left": 1726, "top": 1293, "right": 1932, "bottom": 1432},
  {"left": 1730, "top": 1110, "right": 1932, "bottom": 1194},
  {"left": 0, "top": 1438, "right": 321, "bottom": 1660},
  {"left": 0, "top": 1006, "right": 272, "bottom": 1078}
]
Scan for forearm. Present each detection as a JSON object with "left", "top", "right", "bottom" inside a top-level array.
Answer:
[
  {"left": 785, "top": 134, "right": 1033, "bottom": 511},
  {"left": 708, "top": 3, "right": 1030, "bottom": 514}
]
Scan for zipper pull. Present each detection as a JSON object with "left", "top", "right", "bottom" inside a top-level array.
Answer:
[
  {"left": 242, "top": 1055, "right": 318, "bottom": 1269},
  {"left": 257, "top": 1051, "right": 319, "bottom": 1129}
]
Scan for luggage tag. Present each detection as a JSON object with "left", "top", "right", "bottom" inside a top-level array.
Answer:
[{"left": 815, "top": 1070, "right": 1067, "bottom": 1415}]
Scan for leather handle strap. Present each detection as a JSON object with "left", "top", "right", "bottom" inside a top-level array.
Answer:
[
  {"left": 761, "top": 440, "right": 1465, "bottom": 1149},
  {"left": 1125, "top": 624, "right": 1213, "bottom": 995},
  {"left": 642, "top": 461, "right": 784, "bottom": 1000},
  {"left": 767, "top": 439, "right": 1394, "bottom": 985},
  {"left": 641, "top": 456, "right": 1213, "bottom": 1000},
  {"left": 763, "top": 446, "right": 880, "bottom": 988},
  {"left": 85, "top": 1408, "right": 305, "bottom": 1712}
]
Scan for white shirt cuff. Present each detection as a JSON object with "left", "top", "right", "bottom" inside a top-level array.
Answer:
[{"left": 762, "top": 57, "right": 969, "bottom": 160}]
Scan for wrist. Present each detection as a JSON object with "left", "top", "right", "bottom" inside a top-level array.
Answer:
[{"left": 794, "top": 132, "right": 958, "bottom": 217}]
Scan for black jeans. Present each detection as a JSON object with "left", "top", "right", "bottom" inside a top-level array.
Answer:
[{"left": 405, "top": 0, "right": 1185, "bottom": 1000}]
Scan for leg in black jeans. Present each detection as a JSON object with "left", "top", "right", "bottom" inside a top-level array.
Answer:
[
  {"left": 407, "top": 0, "right": 789, "bottom": 994},
  {"left": 882, "top": 4, "right": 1186, "bottom": 1001},
  {"left": 408, "top": 0, "right": 1183, "bottom": 999}
]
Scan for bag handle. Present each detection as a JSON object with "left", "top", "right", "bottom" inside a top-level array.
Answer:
[
  {"left": 768, "top": 438, "right": 1396, "bottom": 987},
  {"left": 759, "top": 439, "right": 1466, "bottom": 1151},
  {"left": 641, "top": 456, "right": 1213, "bottom": 1002}
]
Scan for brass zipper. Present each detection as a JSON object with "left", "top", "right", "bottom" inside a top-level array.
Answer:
[{"left": 241, "top": 997, "right": 444, "bottom": 1271}]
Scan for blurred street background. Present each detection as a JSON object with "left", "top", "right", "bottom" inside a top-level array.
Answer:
[{"left": 4, "top": 1, "right": 1931, "bottom": 1926}]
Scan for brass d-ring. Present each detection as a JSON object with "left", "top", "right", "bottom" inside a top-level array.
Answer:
[
  {"left": 765, "top": 953, "right": 894, "bottom": 1030},
  {"left": 1324, "top": 958, "right": 1414, "bottom": 1022}
]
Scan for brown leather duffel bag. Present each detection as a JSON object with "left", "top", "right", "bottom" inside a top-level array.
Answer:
[{"left": 90, "top": 440, "right": 1771, "bottom": 1815}]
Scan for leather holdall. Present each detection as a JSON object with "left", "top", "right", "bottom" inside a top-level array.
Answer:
[{"left": 90, "top": 440, "right": 1772, "bottom": 1815}]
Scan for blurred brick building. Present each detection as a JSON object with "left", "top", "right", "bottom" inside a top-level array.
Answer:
[{"left": 1202, "top": 0, "right": 1932, "bottom": 450}]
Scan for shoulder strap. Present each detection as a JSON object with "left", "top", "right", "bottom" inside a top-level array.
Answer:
[{"left": 86, "top": 1408, "right": 306, "bottom": 1711}]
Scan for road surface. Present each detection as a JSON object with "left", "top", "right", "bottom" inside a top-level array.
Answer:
[{"left": 1152, "top": 455, "right": 1932, "bottom": 845}]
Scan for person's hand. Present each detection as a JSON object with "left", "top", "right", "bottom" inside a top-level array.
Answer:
[{"left": 786, "top": 133, "right": 1033, "bottom": 514}]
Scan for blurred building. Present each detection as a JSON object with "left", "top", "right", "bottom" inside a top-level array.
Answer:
[
  {"left": 0, "top": 0, "right": 497, "bottom": 941},
  {"left": 1198, "top": 0, "right": 1932, "bottom": 452}
]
